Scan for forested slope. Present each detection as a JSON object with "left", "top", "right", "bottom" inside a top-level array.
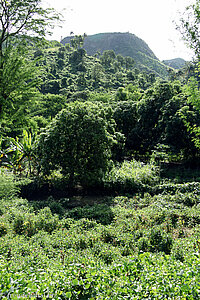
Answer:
[
  {"left": 163, "top": 58, "right": 187, "bottom": 69},
  {"left": 61, "top": 32, "right": 170, "bottom": 78}
]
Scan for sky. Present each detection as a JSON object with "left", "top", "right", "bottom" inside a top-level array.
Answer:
[{"left": 44, "top": 0, "right": 195, "bottom": 61}]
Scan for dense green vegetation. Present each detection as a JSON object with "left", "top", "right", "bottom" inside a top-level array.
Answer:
[
  {"left": 61, "top": 32, "right": 169, "bottom": 78},
  {"left": 2, "top": 170, "right": 200, "bottom": 299},
  {"left": 163, "top": 58, "right": 186, "bottom": 70},
  {"left": 1, "top": 0, "right": 200, "bottom": 298}
]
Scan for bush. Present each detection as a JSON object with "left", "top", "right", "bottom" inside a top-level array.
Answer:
[
  {"left": 0, "top": 219, "right": 8, "bottom": 237},
  {"left": 0, "top": 169, "right": 19, "bottom": 199},
  {"left": 66, "top": 204, "right": 114, "bottom": 225},
  {"left": 104, "top": 159, "right": 159, "bottom": 193},
  {"left": 11, "top": 207, "right": 60, "bottom": 236},
  {"left": 151, "top": 181, "right": 200, "bottom": 196},
  {"left": 36, "top": 207, "right": 60, "bottom": 233},
  {"left": 148, "top": 226, "right": 173, "bottom": 254}
]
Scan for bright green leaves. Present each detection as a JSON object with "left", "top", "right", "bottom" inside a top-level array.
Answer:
[
  {"left": 0, "top": 168, "right": 19, "bottom": 199},
  {"left": 0, "top": 0, "right": 61, "bottom": 126},
  {"left": 0, "top": 0, "right": 60, "bottom": 48},
  {"left": 181, "top": 75, "right": 200, "bottom": 151},
  {"left": 0, "top": 130, "right": 37, "bottom": 175},
  {"left": 37, "top": 101, "right": 120, "bottom": 187},
  {"left": 0, "top": 46, "right": 39, "bottom": 123},
  {"left": 184, "top": 76, "right": 200, "bottom": 111},
  {"left": 178, "top": 0, "right": 200, "bottom": 58},
  {"left": 104, "top": 159, "right": 159, "bottom": 194}
]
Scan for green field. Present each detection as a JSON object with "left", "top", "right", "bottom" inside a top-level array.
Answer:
[{"left": 1, "top": 165, "right": 200, "bottom": 299}]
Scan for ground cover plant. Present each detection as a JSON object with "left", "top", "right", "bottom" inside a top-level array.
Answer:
[{"left": 1, "top": 168, "right": 200, "bottom": 299}]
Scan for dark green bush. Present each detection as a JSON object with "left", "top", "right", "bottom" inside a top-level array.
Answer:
[
  {"left": 148, "top": 226, "right": 173, "bottom": 254},
  {"left": 0, "top": 219, "right": 8, "bottom": 237},
  {"left": 66, "top": 204, "right": 114, "bottom": 225}
]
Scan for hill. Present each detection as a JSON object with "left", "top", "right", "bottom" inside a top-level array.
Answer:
[
  {"left": 61, "top": 32, "right": 169, "bottom": 78},
  {"left": 163, "top": 58, "right": 186, "bottom": 69}
]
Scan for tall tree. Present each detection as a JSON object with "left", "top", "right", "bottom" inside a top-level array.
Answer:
[
  {"left": 0, "top": 0, "right": 59, "bottom": 56},
  {"left": 37, "top": 101, "right": 118, "bottom": 187},
  {"left": 0, "top": 0, "right": 60, "bottom": 120},
  {"left": 178, "top": 0, "right": 200, "bottom": 58},
  {"left": 0, "top": 46, "right": 39, "bottom": 134},
  {"left": 178, "top": 0, "right": 200, "bottom": 151}
]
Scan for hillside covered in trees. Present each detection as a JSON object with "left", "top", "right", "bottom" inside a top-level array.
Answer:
[
  {"left": 163, "top": 57, "right": 186, "bottom": 69},
  {"left": 1, "top": 0, "right": 200, "bottom": 298},
  {"left": 61, "top": 32, "right": 187, "bottom": 78}
]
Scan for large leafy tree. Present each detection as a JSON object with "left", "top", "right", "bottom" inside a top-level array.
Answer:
[
  {"left": 178, "top": 0, "right": 200, "bottom": 151},
  {"left": 0, "top": 45, "right": 40, "bottom": 133},
  {"left": 125, "top": 80, "right": 196, "bottom": 157},
  {"left": 178, "top": 0, "right": 200, "bottom": 58},
  {"left": 0, "top": 0, "right": 59, "bottom": 56},
  {"left": 0, "top": 0, "right": 60, "bottom": 121},
  {"left": 37, "top": 101, "right": 118, "bottom": 187}
]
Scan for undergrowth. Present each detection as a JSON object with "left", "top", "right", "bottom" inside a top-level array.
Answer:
[{"left": 1, "top": 167, "right": 200, "bottom": 298}]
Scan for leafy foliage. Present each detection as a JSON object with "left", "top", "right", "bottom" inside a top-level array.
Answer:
[
  {"left": 37, "top": 101, "right": 119, "bottom": 187},
  {"left": 0, "top": 168, "right": 19, "bottom": 199},
  {"left": 0, "top": 130, "right": 37, "bottom": 175},
  {"left": 1, "top": 179, "right": 200, "bottom": 298},
  {"left": 178, "top": 0, "right": 200, "bottom": 58},
  {"left": 62, "top": 32, "right": 169, "bottom": 78},
  {"left": 0, "top": 45, "right": 39, "bottom": 130},
  {"left": 104, "top": 159, "right": 159, "bottom": 193},
  {"left": 0, "top": 0, "right": 60, "bottom": 131},
  {"left": 0, "top": 0, "right": 59, "bottom": 52}
]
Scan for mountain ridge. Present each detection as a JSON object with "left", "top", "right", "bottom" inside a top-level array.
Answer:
[
  {"left": 162, "top": 58, "right": 186, "bottom": 69},
  {"left": 61, "top": 32, "right": 176, "bottom": 78}
]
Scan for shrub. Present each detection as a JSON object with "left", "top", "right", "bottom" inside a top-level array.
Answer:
[
  {"left": 92, "top": 242, "right": 121, "bottom": 264},
  {"left": 0, "top": 169, "right": 19, "bottom": 199},
  {"left": 148, "top": 226, "right": 173, "bottom": 254},
  {"left": 11, "top": 207, "right": 60, "bottom": 236},
  {"left": 104, "top": 159, "right": 159, "bottom": 193},
  {"left": 171, "top": 244, "right": 185, "bottom": 262},
  {"left": 0, "top": 220, "right": 8, "bottom": 237},
  {"left": 151, "top": 182, "right": 200, "bottom": 196},
  {"left": 66, "top": 204, "right": 114, "bottom": 225},
  {"left": 36, "top": 207, "right": 60, "bottom": 233},
  {"left": 12, "top": 211, "right": 27, "bottom": 235},
  {"left": 137, "top": 236, "right": 150, "bottom": 252},
  {"left": 72, "top": 218, "right": 98, "bottom": 230}
]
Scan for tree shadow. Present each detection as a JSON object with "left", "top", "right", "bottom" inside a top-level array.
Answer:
[{"left": 29, "top": 194, "right": 115, "bottom": 225}]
